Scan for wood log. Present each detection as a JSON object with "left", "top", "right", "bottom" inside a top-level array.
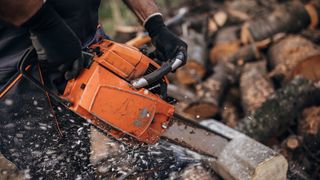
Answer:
[
  {"left": 221, "top": 101, "right": 239, "bottom": 128},
  {"left": 245, "top": 1, "right": 314, "bottom": 42},
  {"left": 125, "top": 33, "right": 151, "bottom": 48},
  {"left": 301, "top": 29, "right": 320, "bottom": 44},
  {"left": 179, "top": 163, "right": 218, "bottom": 180},
  {"left": 290, "top": 54, "right": 320, "bottom": 82},
  {"left": 167, "top": 84, "right": 197, "bottom": 119},
  {"left": 0, "top": 153, "right": 24, "bottom": 180},
  {"left": 268, "top": 35, "right": 320, "bottom": 83},
  {"left": 214, "top": 26, "right": 240, "bottom": 44},
  {"left": 221, "top": 87, "right": 241, "bottom": 128},
  {"left": 298, "top": 106, "right": 320, "bottom": 138},
  {"left": 167, "top": 84, "right": 197, "bottom": 102},
  {"left": 113, "top": 25, "right": 139, "bottom": 43},
  {"left": 183, "top": 62, "right": 236, "bottom": 119},
  {"left": 209, "top": 26, "right": 266, "bottom": 66},
  {"left": 200, "top": 120, "right": 288, "bottom": 180},
  {"left": 237, "top": 77, "right": 320, "bottom": 142},
  {"left": 240, "top": 61, "right": 274, "bottom": 114},
  {"left": 211, "top": 40, "right": 270, "bottom": 66},
  {"left": 225, "top": 0, "right": 277, "bottom": 24},
  {"left": 176, "top": 30, "right": 207, "bottom": 85},
  {"left": 283, "top": 135, "right": 301, "bottom": 150},
  {"left": 207, "top": 10, "right": 228, "bottom": 34},
  {"left": 229, "top": 43, "right": 258, "bottom": 65},
  {"left": 210, "top": 26, "right": 272, "bottom": 66},
  {"left": 298, "top": 106, "right": 320, "bottom": 157}
]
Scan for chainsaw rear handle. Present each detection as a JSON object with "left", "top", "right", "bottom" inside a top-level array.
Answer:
[{"left": 131, "top": 52, "right": 184, "bottom": 89}]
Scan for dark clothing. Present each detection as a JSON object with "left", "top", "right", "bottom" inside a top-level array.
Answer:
[
  {"left": 0, "top": 0, "right": 101, "bottom": 178},
  {"left": 0, "top": 0, "right": 101, "bottom": 87}
]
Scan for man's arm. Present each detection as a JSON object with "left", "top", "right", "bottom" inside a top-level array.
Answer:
[
  {"left": 0, "top": 0, "right": 43, "bottom": 26},
  {"left": 122, "top": 0, "right": 159, "bottom": 25}
]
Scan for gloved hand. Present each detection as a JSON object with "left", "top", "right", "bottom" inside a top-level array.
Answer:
[
  {"left": 144, "top": 14, "right": 187, "bottom": 69},
  {"left": 30, "top": 33, "right": 84, "bottom": 81},
  {"left": 23, "top": 3, "right": 83, "bottom": 80}
]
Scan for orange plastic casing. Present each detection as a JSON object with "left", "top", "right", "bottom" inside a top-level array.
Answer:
[{"left": 61, "top": 40, "right": 174, "bottom": 144}]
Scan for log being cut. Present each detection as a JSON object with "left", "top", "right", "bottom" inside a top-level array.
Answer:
[{"left": 162, "top": 114, "right": 288, "bottom": 180}]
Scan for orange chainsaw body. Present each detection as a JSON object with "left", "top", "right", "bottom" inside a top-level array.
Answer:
[{"left": 61, "top": 40, "right": 174, "bottom": 144}]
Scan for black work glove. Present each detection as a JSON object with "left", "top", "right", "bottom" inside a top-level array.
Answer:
[
  {"left": 23, "top": 3, "right": 84, "bottom": 81},
  {"left": 145, "top": 14, "right": 187, "bottom": 69}
]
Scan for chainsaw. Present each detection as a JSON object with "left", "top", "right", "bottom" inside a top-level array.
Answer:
[{"left": 19, "top": 39, "right": 288, "bottom": 180}]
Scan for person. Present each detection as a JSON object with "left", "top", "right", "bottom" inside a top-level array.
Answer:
[{"left": 0, "top": 0, "right": 187, "bottom": 179}]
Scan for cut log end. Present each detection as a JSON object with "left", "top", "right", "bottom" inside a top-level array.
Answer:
[
  {"left": 176, "top": 60, "right": 206, "bottom": 85},
  {"left": 286, "top": 136, "right": 300, "bottom": 150},
  {"left": 252, "top": 155, "right": 288, "bottom": 180},
  {"left": 268, "top": 35, "right": 320, "bottom": 83},
  {"left": 184, "top": 102, "right": 219, "bottom": 119},
  {"left": 240, "top": 61, "right": 274, "bottom": 114},
  {"left": 291, "top": 54, "right": 320, "bottom": 82}
]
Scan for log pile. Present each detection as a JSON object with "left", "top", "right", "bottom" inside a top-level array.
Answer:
[
  {"left": 139, "top": 0, "right": 320, "bottom": 179},
  {"left": 94, "top": 0, "right": 320, "bottom": 179}
]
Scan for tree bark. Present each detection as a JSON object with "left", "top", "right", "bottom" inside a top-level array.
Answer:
[
  {"left": 237, "top": 77, "right": 320, "bottom": 142},
  {"left": 298, "top": 106, "right": 320, "bottom": 158},
  {"left": 240, "top": 61, "right": 274, "bottom": 114},
  {"left": 221, "top": 87, "right": 241, "bottom": 128},
  {"left": 246, "top": 1, "right": 312, "bottom": 42}
]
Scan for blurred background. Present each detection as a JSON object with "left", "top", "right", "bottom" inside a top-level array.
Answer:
[{"left": 99, "top": 0, "right": 183, "bottom": 36}]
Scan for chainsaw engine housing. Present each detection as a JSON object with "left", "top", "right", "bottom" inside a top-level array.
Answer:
[{"left": 61, "top": 40, "right": 174, "bottom": 144}]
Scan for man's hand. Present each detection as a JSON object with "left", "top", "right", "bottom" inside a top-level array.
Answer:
[
  {"left": 30, "top": 33, "right": 84, "bottom": 81},
  {"left": 24, "top": 3, "right": 83, "bottom": 80},
  {"left": 145, "top": 14, "right": 187, "bottom": 67},
  {"left": 0, "top": 0, "right": 83, "bottom": 80}
]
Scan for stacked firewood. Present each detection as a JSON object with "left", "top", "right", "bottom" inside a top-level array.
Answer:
[{"left": 90, "top": 0, "right": 320, "bottom": 179}]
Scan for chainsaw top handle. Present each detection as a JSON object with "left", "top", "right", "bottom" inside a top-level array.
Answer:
[{"left": 131, "top": 52, "right": 184, "bottom": 89}]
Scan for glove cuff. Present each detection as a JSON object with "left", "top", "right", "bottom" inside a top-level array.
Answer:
[
  {"left": 143, "top": 13, "right": 163, "bottom": 27},
  {"left": 144, "top": 13, "right": 166, "bottom": 37}
]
